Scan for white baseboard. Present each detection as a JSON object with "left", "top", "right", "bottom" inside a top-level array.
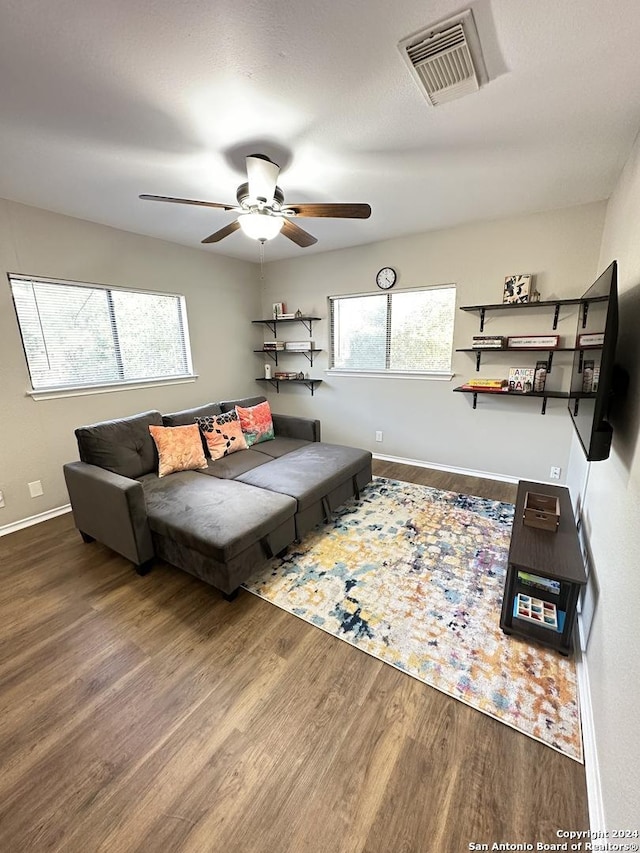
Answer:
[
  {"left": 372, "top": 452, "right": 520, "bottom": 485},
  {"left": 575, "top": 617, "right": 605, "bottom": 830},
  {"left": 0, "top": 504, "right": 71, "bottom": 537}
]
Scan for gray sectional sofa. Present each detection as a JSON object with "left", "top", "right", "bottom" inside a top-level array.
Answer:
[{"left": 63, "top": 396, "right": 372, "bottom": 598}]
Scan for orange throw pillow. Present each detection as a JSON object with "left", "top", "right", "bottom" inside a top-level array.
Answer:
[
  {"left": 148, "top": 424, "right": 208, "bottom": 478},
  {"left": 235, "top": 400, "right": 275, "bottom": 447},
  {"left": 196, "top": 412, "right": 248, "bottom": 460}
]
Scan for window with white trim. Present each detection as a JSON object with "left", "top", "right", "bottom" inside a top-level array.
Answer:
[
  {"left": 329, "top": 285, "right": 456, "bottom": 374},
  {"left": 8, "top": 274, "right": 194, "bottom": 393}
]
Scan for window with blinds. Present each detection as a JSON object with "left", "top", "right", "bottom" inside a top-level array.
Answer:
[
  {"left": 8, "top": 275, "right": 194, "bottom": 393},
  {"left": 329, "top": 285, "right": 456, "bottom": 374}
]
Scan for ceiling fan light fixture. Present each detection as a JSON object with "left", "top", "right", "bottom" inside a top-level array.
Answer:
[{"left": 238, "top": 211, "right": 284, "bottom": 241}]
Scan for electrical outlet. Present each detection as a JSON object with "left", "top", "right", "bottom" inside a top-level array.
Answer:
[
  {"left": 375, "top": 431, "right": 383, "bottom": 442},
  {"left": 550, "top": 467, "right": 561, "bottom": 480},
  {"left": 0, "top": 490, "right": 5, "bottom": 508},
  {"left": 28, "top": 480, "right": 44, "bottom": 498}
]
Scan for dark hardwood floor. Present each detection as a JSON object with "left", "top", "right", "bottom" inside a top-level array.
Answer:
[{"left": 0, "top": 461, "right": 588, "bottom": 852}]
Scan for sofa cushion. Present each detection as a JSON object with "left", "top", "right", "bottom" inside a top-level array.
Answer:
[
  {"left": 75, "top": 410, "right": 163, "bottom": 479},
  {"left": 219, "top": 395, "right": 266, "bottom": 413},
  {"left": 196, "top": 450, "right": 271, "bottom": 479},
  {"left": 148, "top": 424, "right": 208, "bottom": 478},
  {"left": 271, "top": 413, "right": 321, "bottom": 443},
  {"left": 236, "top": 442, "right": 372, "bottom": 511},
  {"left": 139, "top": 471, "right": 296, "bottom": 563},
  {"left": 251, "top": 437, "right": 312, "bottom": 458},
  {"left": 162, "top": 402, "right": 222, "bottom": 427}
]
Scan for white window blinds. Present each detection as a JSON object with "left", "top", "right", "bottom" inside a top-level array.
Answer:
[
  {"left": 329, "top": 285, "right": 455, "bottom": 373},
  {"left": 9, "top": 275, "right": 194, "bottom": 392}
]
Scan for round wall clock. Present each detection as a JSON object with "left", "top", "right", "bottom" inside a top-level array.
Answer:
[{"left": 376, "top": 267, "right": 397, "bottom": 289}]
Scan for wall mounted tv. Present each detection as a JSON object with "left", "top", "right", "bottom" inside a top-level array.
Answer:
[{"left": 568, "top": 260, "right": 618, "bottom": 462}]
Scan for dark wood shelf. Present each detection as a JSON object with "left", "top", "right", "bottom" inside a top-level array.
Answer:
[
  {"left": 456, "top": 347, "right": 576, "bottom": 353},
  {"left": 255, "top": 348, "right": 321, "bottom": 367},
  {"left": 252, "top": 317, "right": 322, "bottom": 391},
  {"left": 454, "top": 293, "right": 606, "bottom": 410},
  {"left": 255, "top": 377, "right": 323, "bottom": 396},
  {"left": 454, "top": 385, "right": 597, "bottom": 414},
  {"left": 458, "top": 344, "right": 605, "bottom": 373},
  {"left": 252, "top": 316, "right": 321, "bottom": 322},
  {"left": 460, "top": 296, "right": 608, "bottom": 332},
  {"left": 460, "top": 297, "right": 606, "bottom": 312},
  {"left": 252, "top": 316, "right": 321, "bottom": 335},
  {"left": 457, "top": 346, "right": 576, "bottom": 373},
  {"left": 454, "top": 386, "right": 571, "bottom": 398},
  {"left": 454, "top": 385, "right": 573, "bottom": 414}
]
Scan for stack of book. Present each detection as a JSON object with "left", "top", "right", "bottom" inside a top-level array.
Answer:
[
  {"left": 274, "top": 371, "right": 300, "bottom": 380},
  {"left": 459, "top": 378, "right": 509, "bottom": 392},
  {"left": 285, "top": 341, "right": 314, "bottom": 352},
  {"left": 285, "top": 340, "right": 314, "bottom": 351},
  {"left": 472, "top": 335, "right": 506, "bottom": 349},
  {"left": 263, "top": 341, "right": 285, "bottom": 351}
]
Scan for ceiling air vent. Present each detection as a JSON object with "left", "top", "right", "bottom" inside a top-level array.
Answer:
[{"left": 398, "top": 9, "right": 488, "bottom": 106}]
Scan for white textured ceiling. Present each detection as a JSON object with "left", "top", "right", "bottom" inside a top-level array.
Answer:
[{"left": 1, "top": 0, "right": 640, "bottom": 262}]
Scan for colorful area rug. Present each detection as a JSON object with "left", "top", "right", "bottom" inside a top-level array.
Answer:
[{"left": 243, "top": 477, "right": 582, "bottom": 762}]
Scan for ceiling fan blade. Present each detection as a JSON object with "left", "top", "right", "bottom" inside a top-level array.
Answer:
[
  {"left": 246, "top": 155, "right": 280, "bottom": 203},
  {"left": 281, "top": 218, "right": 318, "bottom": 248},
  {"left": 286, "top": 203, "right": 371, "bottom": 219},
  {"left": 139, "top": 194, "right": 236, "bottom": 210},
  {"left": 201, "top": 220, "right": 241, "bottom": 243}
]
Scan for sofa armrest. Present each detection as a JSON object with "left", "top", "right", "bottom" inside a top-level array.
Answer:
[
  {"left": 272, "top": 413, "right": 321, "bottom": 442},
  {"left": 63, "top": 461, "right": 154, "bottom": 566}
]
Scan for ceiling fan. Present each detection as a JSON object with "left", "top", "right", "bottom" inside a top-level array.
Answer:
[{"left": 140, "top": 154, "right": 371, "bottom": 247}]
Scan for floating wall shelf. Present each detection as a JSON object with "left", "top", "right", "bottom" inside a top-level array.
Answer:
[
  {"left": 255, "top": 378, "right": 323, "bottom": 396},
  {"left": 456, "top": 294, "right": 607, "bottom": 413},
  {"left": 251, "top": 316, "right": 321, "bottom": 336},
  {"left": 252, "top": 316, "right": 323, "bottom": 395},
  {"left": 456, "top": 346, "right": 577, "bottom": 373},
  {"left": 254, "top": 348, "right": 321, "bottom": 367},
  {"left": 453, "top": 386, "right": 575, "bottom": 415},
  {"left": 460, "top": 296, "right": 608, "bottom": 332}
]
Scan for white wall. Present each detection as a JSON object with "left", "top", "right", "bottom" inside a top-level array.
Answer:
[
  {"left": 566, "top": 134, "right": 640, "bottom": 827},
  {"left": 261, "top": 203, "right": 606, "bottom": 483},
  {"left": 0, "top": 198, "right": 259, "bottom": 527}
]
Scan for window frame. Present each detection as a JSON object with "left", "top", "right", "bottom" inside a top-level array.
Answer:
[
  {"left": 328, "top": 284, "right": 456, "bottom": 380},
  {"left": 8, "top": 273, "right": 197, "bottom": 400}
]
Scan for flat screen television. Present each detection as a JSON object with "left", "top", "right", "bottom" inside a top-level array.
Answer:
[{"left": 568, "top": 260, "right": 618, "bottom": 461}]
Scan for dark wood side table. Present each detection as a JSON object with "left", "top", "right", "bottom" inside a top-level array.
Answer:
[{"left": 500, "top": 480, "right": 587, "bottom": 655}]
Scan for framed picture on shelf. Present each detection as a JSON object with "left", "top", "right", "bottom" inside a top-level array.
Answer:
[
  {"left": 507, "top": 334, "right": 559, "bottom": 349},
  {"left": 508, "top": 366, "right": 535, "bottom": 393},
  {"left": 503, "top": 274, "right": 532, "bottom": 304}
]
